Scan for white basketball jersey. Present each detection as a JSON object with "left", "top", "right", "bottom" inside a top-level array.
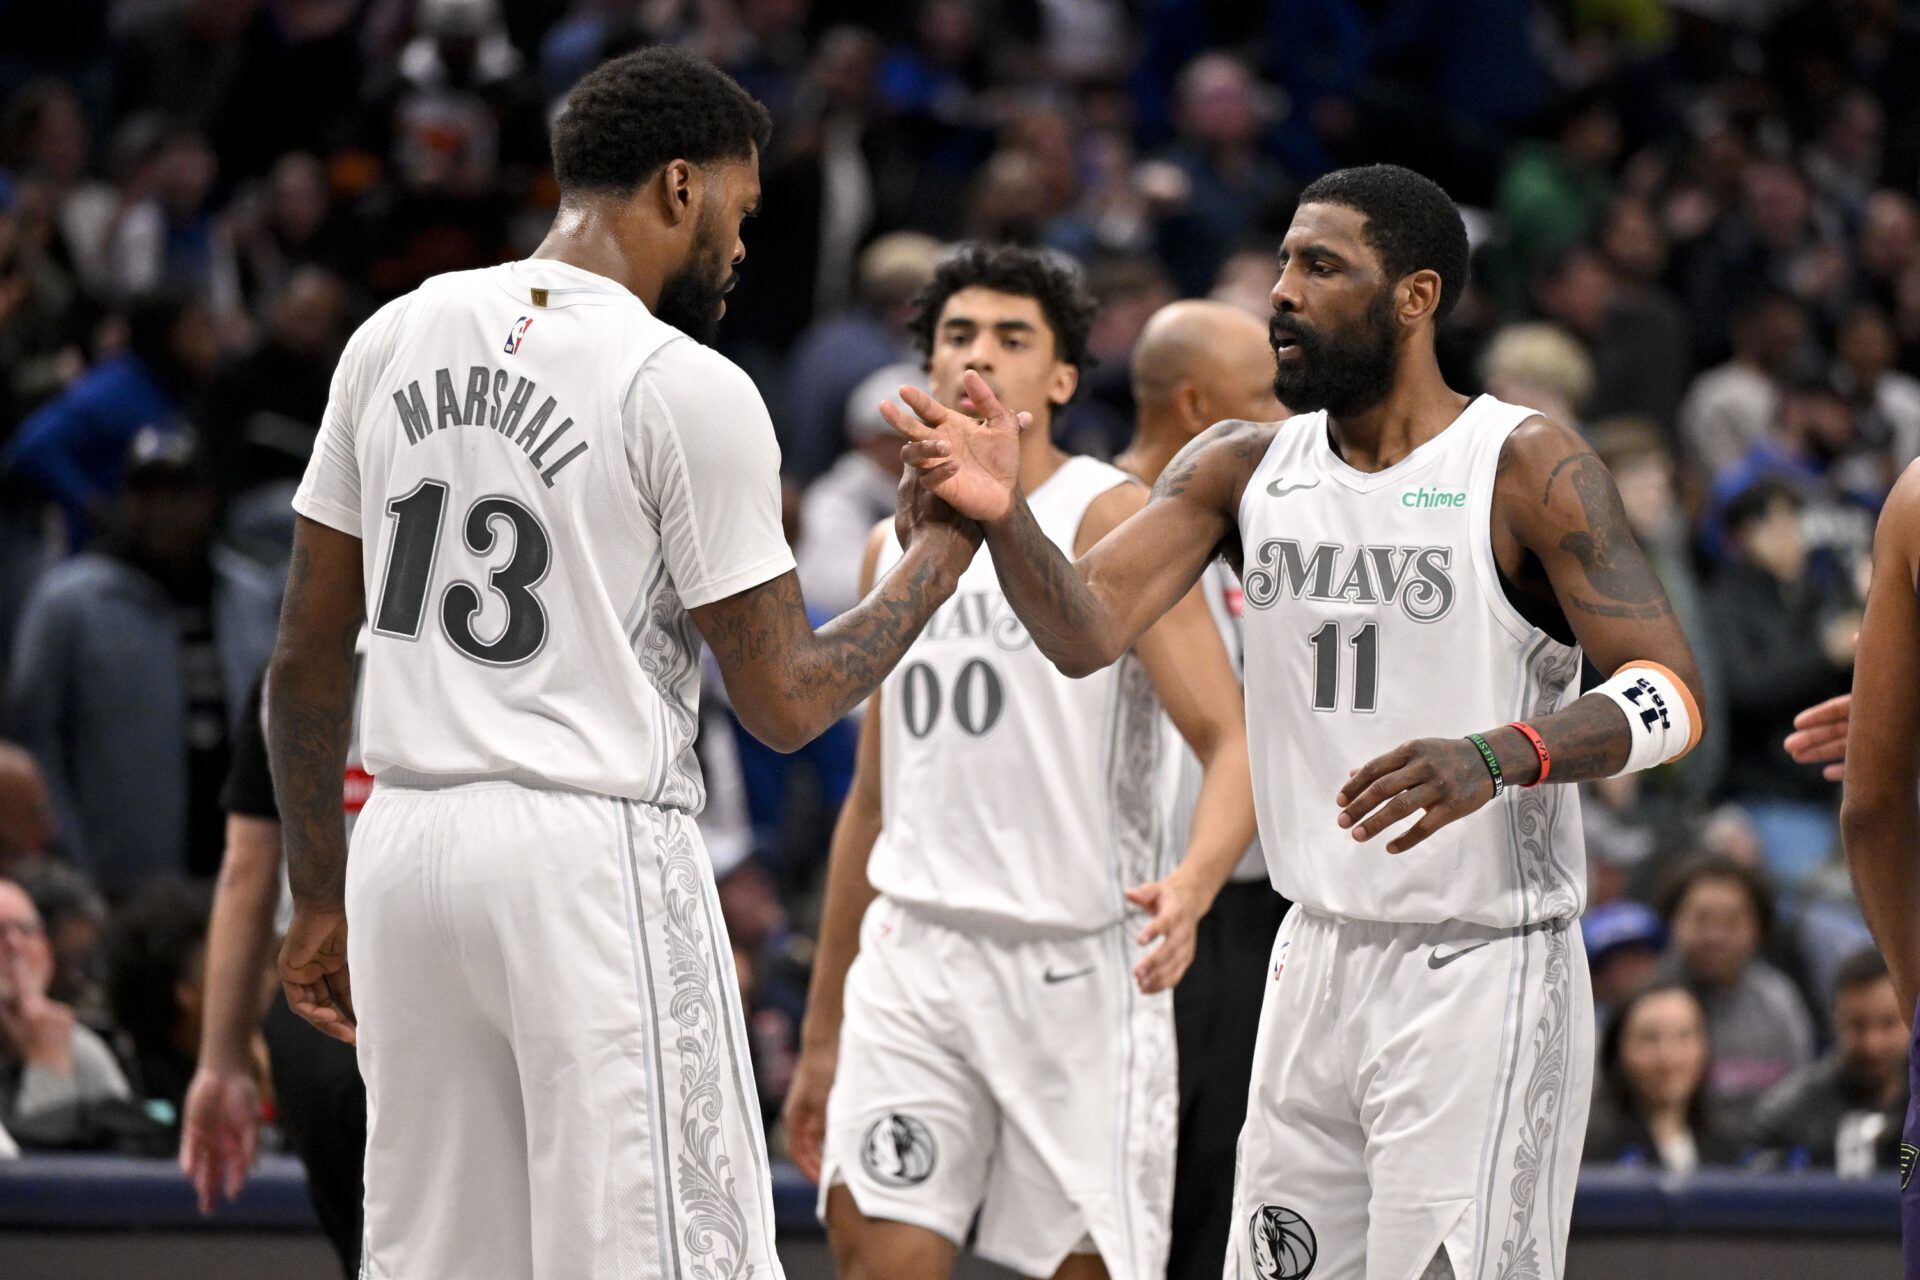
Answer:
[
  {"left": 869, "top": 456, "right": 1170, "bottom": 933},
  {"left": 1238, "top": 396, "right": 1587, "bottom": 927},
  {"left": 293, "top": 259, "right": 794, "bottom": 810}
]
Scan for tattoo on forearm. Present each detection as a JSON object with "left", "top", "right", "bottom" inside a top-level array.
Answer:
[
  {"left": 267, "top": 543, "right": 360, "bottom": 904},
  {"left": 989, "top": 496, "right": 1106, "bottom": 665},
  {"left": 1536, "top": 695, "right": 1634, "bottom": 782},
  {"left": 1551, "top": 454, "right": 1673, "bottom": 619},
  {"left": 704, "top": 556, "right": 953, "bottom": 732}
]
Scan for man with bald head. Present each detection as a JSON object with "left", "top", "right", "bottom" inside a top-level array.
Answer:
[{"left": 1117, "top": 299, "right": 1290, "bottom": 1280}]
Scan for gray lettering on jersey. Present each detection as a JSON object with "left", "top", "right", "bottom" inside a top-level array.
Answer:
[
  {"left": 488, "top": 368, "right": 508, "bottom": 430},
  {"left": 919, "top": 590, "right": 1034, "bottom": 651},
  {"left": 497, "top": 375, "right": 536, "bottom": 437},
  {"left": 435, "top": 367, "right": 460, "bottom": 431},
  {"left": 1244, "top": 538, "right": 1456, "bottom": 622},
  {"left": 516, "top": 395, "right": 557, "bottom": 451},
  {"left": 463, "top": 365, "right": 491, "bottom": 426},
  {"left": 393, "top": 381, "right": 432, "bottom": 444}
]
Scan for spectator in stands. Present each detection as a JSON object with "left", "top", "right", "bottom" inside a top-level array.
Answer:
[
  {"left": 794, "top": 362, "right": 917, "bottom": 619},
  {"left": 1679, "top": 290, "right": 1809, "bottom": 478},
  {"left": 1833, "top": 304, "right": 1920, "bottom": 474},
  {"left": 1585, "top": 981, "right": 1744, "bottom": 1172},
  {"left": 12, "top": 859, "right": 108, "bottom": 1029},
  {"left": 1495, "top": 87, "right": 1620, "bottom": 305},
  {"left": 1659, "top": 856, "right": 1816, "bottom": 1116},
  {"left": 199, "top": 265, "right": 347, "bottom": 558},
  {"left": 1478, "top": 321, "right": 1593, "bottom": 426},
  {"left": 106, "top": 124, "right": 236, "bottom": 317},
  {"left": 0, "top": 79, "right": 117, "bottom": 298},
  {"left": 1752, "top": 948, "right": 1910, "bottom": 1175},
  {"left": 105, "top": 878, "right": 212, "bottom": 1130},
  {"left": 1152, "top": 54, "right": 1291, "bottom": 297},
  {"left": 6, "top": 430, "right": 279, "bottom": 895},
  {"left": 1528, "top": 243, "right": 1690, "bottom": 432},
  {"left": 224, "top": 153, "right": 363, "bottom": 316},
  {"left": 1706, "top": 479, "right": 1854, "bottom": 879},
  {"left": 780, "top": 232, "right": 943, "bottom": 483},
  {"left": 3, "top": 285, "right": 219, "bottom": 548},
  {"left": 0, "top": 741, "right": 54, "bottom": 877},
  {"left": 0, "top": 876, "right": 130, "bottom": 1145},
  {"left": 1585, "top": 900, "right": 1665, "bottom": 1030}
]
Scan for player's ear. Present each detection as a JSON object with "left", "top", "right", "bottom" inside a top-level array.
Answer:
[
  {"left": 1399, "top": 269, "right": 1442, "bottom": 327},
  {"left": 1177, "top": 380, "right": 1207, "bottom": 432},
  {"left": 1048, "top": 360, "right": 1079, "bottom": 409},
  {"left": 657, "top": 159, "right": 698, "bottom": 228}
]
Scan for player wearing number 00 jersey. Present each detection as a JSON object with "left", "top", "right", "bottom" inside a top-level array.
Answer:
[
  {"left": 890, "top": 167, "right": 1707, "bottom": 1280},
  {"left": 268, "top": 51, "right": 990, "bottom": 1280},
  {"left": 785, "top": 245, "right": 1257, "bottom": 1280}
]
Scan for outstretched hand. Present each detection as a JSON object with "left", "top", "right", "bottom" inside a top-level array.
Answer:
[
  {"left": 1785, "top": 694, "right": 1850, "bottom": 782},
  {"left": 881, "top": 370, "right": 1027, "bottom": 523}
]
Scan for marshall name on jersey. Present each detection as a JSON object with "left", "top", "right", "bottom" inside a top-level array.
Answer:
[
  {"left": 387, "top": 364, "right": 590, "bottom": 489},
  {"left": 869, "top": 455, "right": 1171, "bottom": 934},
  {"left": 1237, "top": 395, "right": 1587, "bottom": 929}
]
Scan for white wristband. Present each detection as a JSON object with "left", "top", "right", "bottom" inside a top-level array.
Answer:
[{"left": 1594, "top": 661, "right": 1701, "bottom": 774}]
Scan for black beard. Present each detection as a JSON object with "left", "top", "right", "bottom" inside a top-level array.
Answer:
[
  {"left": 655, "top": 247, "right": 733, "bottom": 345},
  {"left": 1270, "top": 289, "right": 1399, "bottom": 417}
]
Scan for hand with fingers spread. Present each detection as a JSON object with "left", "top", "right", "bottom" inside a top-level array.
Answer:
[
  {"left": 881, "top": 369, "right": 1028, "bottom": 523},
  {"left": 278, "top": 906, "right": 356, "bottom": 1045},
  {"left": 1785, "top": 694, "right": 1850, "bottom": 782},
  {"left": 1336, "top": 737, "right": 1508, "bottom": 853},
  {"left": 180, "top": 1062, "right": 263, "bottom": 1213},
  {"left": 1124, "top": 873, "right": 1209, "bottom": 994}
]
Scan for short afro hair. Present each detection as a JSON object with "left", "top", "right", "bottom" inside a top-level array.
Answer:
[
  {"left": 551, "top": 47, "right": 772, "bottom": 196},
  {"left": 1296, "top": 164, "right": 1470, "bottom": 322},
  {"left": 908, "top": 242, "right": 1097, "bottom": 382}
]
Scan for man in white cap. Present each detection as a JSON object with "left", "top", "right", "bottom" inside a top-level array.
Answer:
[{"left": 795, "top": 361, "right": 922, "bottom": 618}]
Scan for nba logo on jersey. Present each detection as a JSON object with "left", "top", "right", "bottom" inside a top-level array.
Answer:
[{"left": 503, "top": 316, "right": 534, "bottom": 354}]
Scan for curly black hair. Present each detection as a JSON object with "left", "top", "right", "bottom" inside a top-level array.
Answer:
[
  {"left": 907, "top": 242, "right": 1097, "bottom": 383},
  {"left": 1296, "top": 164, "right": 1470, "bottom": 322},
  {"left": 551, "top": 47, "right": 772, "bottom": 196}
]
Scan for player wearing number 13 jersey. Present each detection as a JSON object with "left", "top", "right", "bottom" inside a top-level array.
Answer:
[
  {"left": 892, "top": 168, "right": 1708, "bottom": 1280},
  {"left": 784, "top": 245, "right": 1257, "bottom": 1280},
  {"left": 268, "top": 52, "right": 994, "bottom": 1280}
]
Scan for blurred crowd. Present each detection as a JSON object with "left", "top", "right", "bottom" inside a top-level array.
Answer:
[{"left": 0, "top": 0, "right": 1916, "bottom": 1180}]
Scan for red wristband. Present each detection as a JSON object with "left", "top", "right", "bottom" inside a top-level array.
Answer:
[{"left": 1508, "top": 721, "right": 1551, "bottom": 787}]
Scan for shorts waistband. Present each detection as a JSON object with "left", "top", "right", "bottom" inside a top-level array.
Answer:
[
  {"left": 373, "top": 767, "right": 684, "bottom": 812},
  {"left": 1290, "top": 902, "right": 1574, "bottom": 943}
]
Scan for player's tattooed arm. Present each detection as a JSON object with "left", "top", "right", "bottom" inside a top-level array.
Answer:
[
  {"left": 693, "top": 490, "right": 973, "bottom": 753},
  {"left": 1838, "top": 462, "right": 1920, "bottom": 1012},
  {"left": 266, "top": 518, "right": 365, "bottom": 906},
  {"left": 1337, "top": 418, "right": 1706, "bottom": 853}
]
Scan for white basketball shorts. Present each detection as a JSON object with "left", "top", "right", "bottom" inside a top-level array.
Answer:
[
  {"left": 1225, "top": 905, "right": 1593, "bottom": 1280},
  {"left": 347, "top": 783, "right": 784, "bottom": 1280},
  {"left": 820, "top": 896, "right": 1176, "bottom": 1280}
]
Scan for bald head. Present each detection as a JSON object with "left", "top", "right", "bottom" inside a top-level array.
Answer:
[{"left": 1131, "top": 300, "right": 1285, "bottom": 441}]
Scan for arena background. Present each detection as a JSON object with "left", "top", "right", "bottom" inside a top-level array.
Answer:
[{"left": 0, "top": 0, "right": 1912, "bottom": 1276}]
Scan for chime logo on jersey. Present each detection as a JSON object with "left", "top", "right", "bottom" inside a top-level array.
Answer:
[
  {"left": 861, "top": 1113, "right": 937, "bottom": 1187},
  {"left": 1241, "top": 538, "right": 1456, "bottom": 622},
  {"left": 1250, "top": 1204, "right": 1317, "bottom": 1280},
  {"left": 503, "top": 315, "right": 534, "bottom": 355}
]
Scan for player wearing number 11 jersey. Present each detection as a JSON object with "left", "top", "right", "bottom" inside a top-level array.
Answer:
[
  {"left": 266, "top": 51, "right": 989, "bottom": 1280},
  {"left": 890, "top": 167, "right": 1708, "bottom": 1280},
  {"left": 783, "top": 244, "right": 1257, "bottom": 1280}
]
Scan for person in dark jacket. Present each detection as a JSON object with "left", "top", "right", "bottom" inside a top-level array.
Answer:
[
  {"left": 1705, "top": 476, "right": 1855, "bottom": 882},
  {"left": 1585, "top": 980, "right": 1746, "bottom": 1172},
  {"left": 3, "top": 286, "right": 219, "bottom": 549},
  {"left": 1753, "top": 948, "right": 1911, "bottom": 1174}
]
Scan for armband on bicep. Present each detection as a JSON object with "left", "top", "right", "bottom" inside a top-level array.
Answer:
[{"left": 1594, "top": 661, "right": 1703, "bottom": 773}]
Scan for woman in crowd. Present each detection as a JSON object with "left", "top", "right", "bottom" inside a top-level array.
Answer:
[{"left": 1586, "top": 981, "right": 1746, "bottom": 1172}]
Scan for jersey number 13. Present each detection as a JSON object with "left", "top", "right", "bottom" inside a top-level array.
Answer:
[{"left": 372, "top": 478, "right": 552, "bottom": 666}]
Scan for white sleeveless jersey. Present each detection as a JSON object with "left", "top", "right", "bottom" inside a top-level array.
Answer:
[
  {"left": 1161, "top": 563, "right": 1266, "bottom": 882},
  {"left": 1238, "top": 396, "right": 1587, "bottom": 927},
  {"left": 869, "top": 456, "right": 1171, "bottom": 933},
  {"left": 293, "top": 259, "right": 794, "bottom": 809}
]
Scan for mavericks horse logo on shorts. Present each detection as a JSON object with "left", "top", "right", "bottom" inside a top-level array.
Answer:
[
  {"left": 1250, "top": 1204, "right": 1317, "bottom": 1280},
  {"left": 861, "top": 1113, "right": 937, "bottom": 1187}
]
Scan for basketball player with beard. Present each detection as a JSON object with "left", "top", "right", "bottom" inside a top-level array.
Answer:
[
  {"left": 784, "top": 244, "right": 1256, "bottom": 1280},
  {"left": 887, "top": 165, "right": 1707, "bottom": 1280},
  {"left": 269, "top": 50, "right": 984, "bottom": 1279}
]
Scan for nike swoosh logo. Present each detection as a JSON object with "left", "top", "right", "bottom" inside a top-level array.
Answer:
[
  {"left": 1043, "top": 965, "right": 1096, "bottom": 984},
  {"left": 1266, "top": 478, "right": 1320, "bottom": 498},
  {"left": 1427, "top": 941, "right": 1493, "bottom": 969}
]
